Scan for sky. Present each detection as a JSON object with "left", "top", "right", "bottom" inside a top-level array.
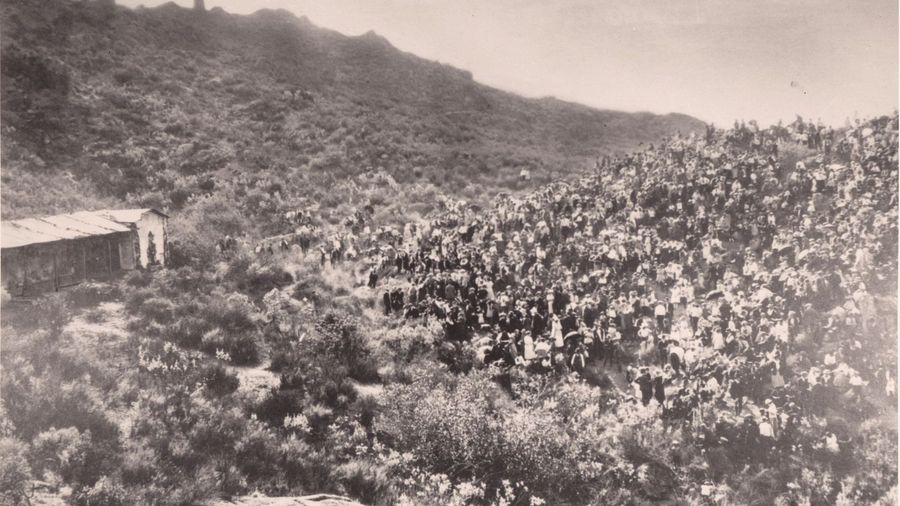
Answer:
[{"left": 119, "top": 0, "right": 898, "bottom": 126}]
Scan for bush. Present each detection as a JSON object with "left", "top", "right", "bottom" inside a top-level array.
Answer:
[
  {"left": 234, "top": 262, "right": 294, "bottom": 299},
  {"left": 203, "top": 293, "right": 258, "bottom": 336},
  {"left": 67, "top": 282, "right": 122, "bottom": 308},
  {"left": 846, "top": 423, "right": 898, "bottom": 503},
  {"left": 382, "top": 371, "right": 581, "bottom": 497},
  {"left": 139, "top": 297, "right": 176, "bottom": 324},
  {"left": 73, "top": 476, "right": 127, "bottom": 506},
  {"left": 120, "top": 443, "right": 157, "bottom": 487},
  {"left": 336, "top": 460, "right": 395, "bottom": 506},
  {"left": 200, "top": 328, "right": 259, "bottom": 365},
  {"left": 171, "top": 315, "right": 213, "bottom": 349},
  {"left": 0, "top": 437, "right": 32, "bottom": 504},
  {"left": 256, "top": 388, "right": 305, "bottom": 428},
  {"left": 13, "top": 293, "right": 71, "bottom": 336},
  {"left": 374, "top": 321, "right": 442, "bottom": 365},
  {"left": 30, "top": 426, "right": 89, "bottom": 485},
  {"left": 315, "top": 313, "right": 380, "bottom": 383},
  {"left": 197, "top": 293, "right": 261, "bottom": 364},
  {"left": 436, "top": 341, "right": 478, "bottom": 374},
  {"left": 201, "top": 363, "right": 240, "bottom": 397},
  {"left": 124, "top": 287, "right": 154, "bottom": 312},
  {"left": 233, "top": 422, "right": 281, "bottom": 487},
  {"left": 313, "top": 378, "right": 358, "bottom": 410}
]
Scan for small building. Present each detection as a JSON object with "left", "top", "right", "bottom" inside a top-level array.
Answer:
[{"left": 1, "top": 209, "right": 168, "bottom": 297}]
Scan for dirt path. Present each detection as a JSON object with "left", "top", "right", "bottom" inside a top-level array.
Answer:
[
  {"left": 63, "top": 301, "right": 129, "bottom": 339},
  {"left": 348, "top": 379, "right": 384, "bottom": 399}
]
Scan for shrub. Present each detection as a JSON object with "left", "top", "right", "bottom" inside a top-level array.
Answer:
[
  {"left": 67, "top": 282, "right": 122, "bottom": 308},
  {"left": 203, "top": 293, "right": 258, "bottom": 336},
  {"left": 381, "top": 370, "right": 630, "bottom": 502},
  {"left": 124, "top": 287, "right": 154, "bottom": 312},
  {"left": 120, "top": 443, "right": 158, "bottom": 487},
  {"left": 196, "top": 293, "right": 261, "bottom": 364},
  {"left": 233, "top": 421, "right": 282, "bottom": 487},
  {"left": 138, "top": 297, "right": 175, "bottom": 324},
  {"left": 312, "top": 378, "right": 358, "bottom": 409},
  {"left": 72, "top": 476, "right": 127, "bottom": 506},
  {"left": 375, "top": 321, "right": 442, "bottom": 365},
  {"left": 200, "top": 328, "right": 259, "bottom": 365},
  {"left": 352, "top": 395, "right": 380, "bottom": 431},
  {"left": 30, "top": 426, "right": 89, "bottom": 485},
  {"left": 201, "top": 363, "right": 240, "bottom": 397},
  {"left": 171, "top": 315, "right": 213, "bottom": 349},
  {"left": 436, "top": 341, "right": 478, "bottom": 374},
  {"left": 336, "top": 460, "right": 395, "bottom": 506},
  {"left": 256, "top": 388, "right": 305, "bottom": 428},
  {"left": 235, "top": 262, "right": 294, "bottom": 299},
  {"left": 0, "top": 437, "right": 32, "bottom": 504},
  {"left": 846, "top": 423, "right": 898, "bottom": 503},
  {"left": 315, "top": 313, "right": 380, "bottom": 383},
  {"left": 15, "top": 293, "right": 71, "bottom": 337}
]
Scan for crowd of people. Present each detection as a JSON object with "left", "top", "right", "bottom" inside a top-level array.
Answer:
[
  {"left": 363, "top": 113, "right": 898, "bottom": 470},
  {"left": 217, "top": 112, "right": 896, "bottom": 475}
]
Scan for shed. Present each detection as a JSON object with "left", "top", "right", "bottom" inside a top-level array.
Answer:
[
  {"left": 1, "top": 212, "right": 135, "bottom": 296},
  {"left": 1, "top": 208, "right": 169, "bottom": 297}
]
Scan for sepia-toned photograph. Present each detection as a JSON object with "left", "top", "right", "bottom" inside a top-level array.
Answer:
[{"left": 0, "top": 0, "right": 897, "bottom": 504}]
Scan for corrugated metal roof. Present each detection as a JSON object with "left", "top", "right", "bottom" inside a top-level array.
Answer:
[
  {"left": 1, "top": 222, "right": 62, "bottom": 248},
  {"left": 1, "top": 210, "right": 136, "bottom": 250},
  {"left": 99, "top": 208, "right": 169, "bottom": 223},
  {"left": 68, "top": 212, "right": 132, "bottom": 233},
  {"left": 43, "top": 214, "right": 127, "bottom": 236},
  {"left": 14, "top": 218, "right": 84, "bottom": 241}
]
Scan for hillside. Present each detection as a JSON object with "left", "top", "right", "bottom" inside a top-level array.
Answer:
[
  {"left": 2, "top": 113, "right": 895, "bottom": 505},
  {"left": 9, "top": 2, "right": 898, "bottom": 506},
  {"left": 0, "top": 0, "right": 703, "bottom": 223}
]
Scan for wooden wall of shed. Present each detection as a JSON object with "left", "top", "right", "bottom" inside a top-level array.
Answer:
[{"left": 1, "top": 231, "right": 136, "bottom": 297}]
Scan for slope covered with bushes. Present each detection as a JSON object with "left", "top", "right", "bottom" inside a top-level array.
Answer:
[
  {"left": 0, "top": 0, "right": 702, "bottom": 222},
  {"left": 2, "top": 114, "right": 896, "bottom": 506}
]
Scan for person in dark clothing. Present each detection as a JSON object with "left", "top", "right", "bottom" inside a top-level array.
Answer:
[
  {"left": 561, "top": 310, "right": 578, "bottom": 334},
  {"left": 653, "top": 374, "right": 666, "bottom": 407},
  {"left": 383, "top": 291, "right": 392, "bottom": 315},
  {"left": 570, "top": 344, "right": 588, "bottom": 374},
  {"left": 368, "top": 269, "right": 378, "bottom": 289},
  {"left": 739, "top": 416, "right": 761, "bottom": 465},
  {"left": 391, "top": 289, "right": 404, "bottom": 311},
  {"left": 636, "top": 368, "right": 654, "bottom": 406},
  {"left": 581, "top": 306, "right": 595, "bottom": 330}
]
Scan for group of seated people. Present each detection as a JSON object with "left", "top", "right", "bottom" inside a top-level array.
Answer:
[{"left": 363, "top": 113, "right": 898, "bottom": 468}]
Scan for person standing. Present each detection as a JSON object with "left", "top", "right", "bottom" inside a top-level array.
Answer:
[
  {"left": 551, "top": 314, "right": 564, "bottom": 349},
  {"left": 636, "top": 367, "right": 654, "bottom": 406},
  {"left": 383, "top": 291, "right": 392, "bottom": 316},
  {"left": 669, "top": 341, "right": 685, "bottom": 375},
  {"left": 655, "top": 298, "right": 668, "bottom": 331},
  {"left": 688, "top": 300, "right": 703, "bottom": 334},
  {"left": 653, "top": 372, "right": 667, "bottom": 408}
]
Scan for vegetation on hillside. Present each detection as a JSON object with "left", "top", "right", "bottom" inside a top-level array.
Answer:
[
  {"left": 0, "top": 0, "right": 702, "bottom": 229},
  {"left": 1, "top": 1, "right": 896, "bottom": 506}
]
